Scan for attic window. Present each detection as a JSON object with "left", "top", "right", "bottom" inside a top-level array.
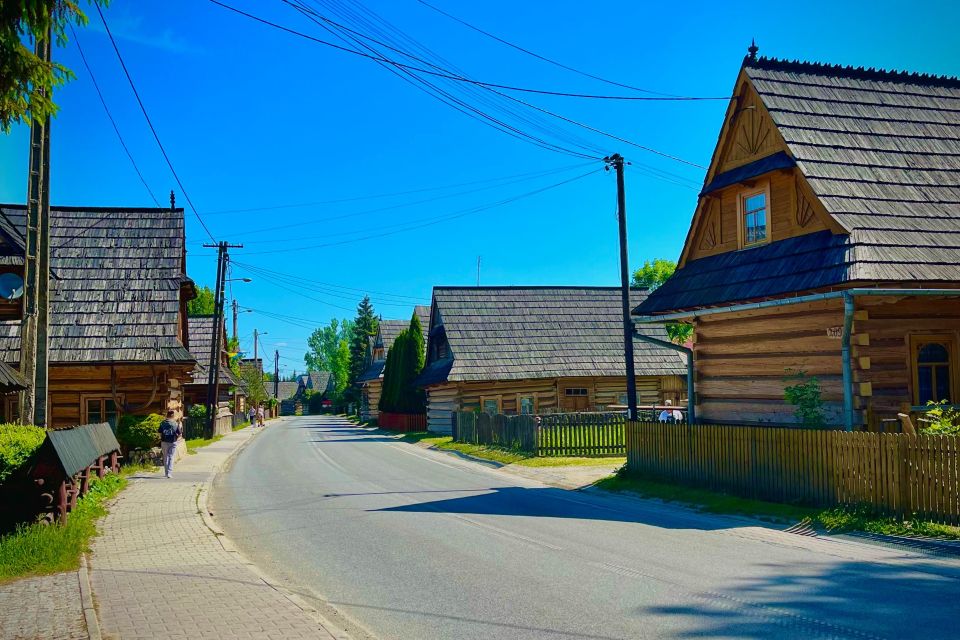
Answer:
[
  {"left": 738, "top": 184, "right": 769, "bottom": 247},
  {"left": 564, "top": 388, "right": 588, "bottom": 396}
]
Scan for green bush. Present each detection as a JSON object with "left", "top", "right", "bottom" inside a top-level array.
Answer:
[
  {"left": 0, "top": 424, "right": 45, "bottom": 484},
  {"left": 187, "top": 404, "right": 207, "bottom": 421},
  {"left": 116, "top": 414, "right": 163, "bottom": 450},
  {"left": 308, "top": 393, "right": 325, "bottom": 414}
]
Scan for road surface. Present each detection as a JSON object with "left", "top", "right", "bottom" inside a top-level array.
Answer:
[{"left": 211, "top": 415, "right": 960, "bottom": 640}]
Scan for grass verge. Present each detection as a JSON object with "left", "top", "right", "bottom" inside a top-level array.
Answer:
[
  {"left": 232, "top": 420, "right": 251, "bottom": 432},
  {"left": 0, "top": 472, "right": 127, "bottom": 584},
  {"left": 400, "top": 433, "right": 625, "bottom": 468},
  {"left": 597, "top": 468, "right": 960, "bottom": 539},
  {"left": 185, "top": 434, "right": 223, "bottom": 454}
]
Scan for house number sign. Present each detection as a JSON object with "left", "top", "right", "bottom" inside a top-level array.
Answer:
[{"left": 826, "top": 326, "right": 843, "bottom": 339}]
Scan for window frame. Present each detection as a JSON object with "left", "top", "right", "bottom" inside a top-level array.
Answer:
[
  {"left": 736, "top": 181, "right": 771, "bottom": 249},
  {"left": 82, "top": 394, "right": 123, "bottom": 428},
  {"left": 909, "top": 334, "right": 957, "bottom": 405},
  {"left": 516, "top": 393, "right": 538, "bottom": 415},
  {"left": 563, "top": 387, "right": 589, "bottom": 397},
  {"left": 479, "top": 395, "right": 502, "bottom": 415}
]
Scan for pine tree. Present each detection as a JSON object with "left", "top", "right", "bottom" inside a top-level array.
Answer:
[{"left": 345, "top": 296, "right": 378, "bottom": 406}]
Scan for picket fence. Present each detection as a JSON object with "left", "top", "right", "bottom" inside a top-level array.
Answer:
[
  {"left": 454, "top": 412, "right": 626, "bottom": 457},
  {"left": 626, "top": 421, "right": 960, "bottom": 524}
]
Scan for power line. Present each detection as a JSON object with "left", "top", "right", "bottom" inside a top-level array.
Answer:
[
  {"left": 70, "top": 26, "right": 160, "bottom": 207},
  {"left": 201, "top": 161, "right": 593, "bottom": 215},
  {"left": 234, "top": 168, "right": 599, "bottom": 256},
  {"left": 231, "top": 260, "right": 428, "bottom": 302},
  {"left": 291, "top": 0, "right": 706, "bottom": 169},
  {"left": 95, "top": 4, "right": 217, "bottom": 242},
  {"left": 232, "top": 263, "right": 429, "bottom": 306},
  {"left": 416, "top": 0, "right": 699, "bottom": 98}
]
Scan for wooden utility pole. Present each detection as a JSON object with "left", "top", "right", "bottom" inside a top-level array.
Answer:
[
  {"left": 21, "top": 24, "right": 53, "bottom": 427},
  {"left": 232, "top": 299, "right": 238, "bottom": 342},
  {"left": 201, "top": 242, "right": 242, "bottom": 437},
  {"left": 274, "top": 350, "right": 279, "bottom": 400},
  {"left": 253, "top": 328, "right": 260, "bottom": 364},
  {"left": 606, "top": 154, "right": 638, "bottom": 421}
]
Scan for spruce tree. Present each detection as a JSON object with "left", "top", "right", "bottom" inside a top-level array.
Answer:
[
  {"left": 401, "top": 313, "right": 426, "bottom": 413},
  {"left": 345, "top": 296, "right": 378, "bottom": 406},
  {"left": 378, "top": 330, "right": 407, "bottom": 412}
]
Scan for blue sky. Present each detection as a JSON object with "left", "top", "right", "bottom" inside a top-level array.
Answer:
[{"left": 1, "top": 0, "right": 958, "bottom": 375}]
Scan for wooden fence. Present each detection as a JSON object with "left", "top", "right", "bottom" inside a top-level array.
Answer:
[
  {"left": 454, "top": 412, "right": 626, "bottom": 457},
  {"left": 379, "top": 412, "right": 427, "bottom": 432},
  {"left": 626, "top": 421, "right": 960, "bottom": 524}
]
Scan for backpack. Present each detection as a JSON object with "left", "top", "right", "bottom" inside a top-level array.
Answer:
[{"left": 160, "top": 420, "right": 179, "bottom": 443}]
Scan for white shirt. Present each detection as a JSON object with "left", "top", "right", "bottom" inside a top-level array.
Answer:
[{"left": 658, "top": 409, "right": 683, "bottom": 422}]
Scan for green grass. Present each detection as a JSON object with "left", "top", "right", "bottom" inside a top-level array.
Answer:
[
  {"left": 400, "top": 433, "right": 626, "bottom": 468},
  {"left": 0, "top": 473, "right": 127, "bottom": 583},
  {"left": 185, "top": 434, "right": 223, "bottom": 454},
  {"left": 232, "top": 421, "right": 251, "bottom": 432},
  {"left": 596, "top": 468, "right": 960, "bottom": 539}
]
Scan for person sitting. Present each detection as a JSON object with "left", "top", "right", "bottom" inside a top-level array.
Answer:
[{"left": 658, "top": 400, "right": 683, "bottom": 422}]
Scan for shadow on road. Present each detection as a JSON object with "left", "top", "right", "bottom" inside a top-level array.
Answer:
[{"left": 638, "top": 558, "right": 960, "bottom": 639}]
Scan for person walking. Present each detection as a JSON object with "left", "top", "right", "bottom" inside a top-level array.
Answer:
[
  {"left": 256, "top": 404, "right": 265, "bottom": 428},
  {"left": 248, "top": 404, "right": 257, "bottom": 427},
  {"left": 158, "top": 410, "right": 183, "bottom": 479}
]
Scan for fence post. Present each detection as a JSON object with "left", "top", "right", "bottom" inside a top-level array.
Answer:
[{"left": 451, "top": 411, "right": 458, "bottom": 440}]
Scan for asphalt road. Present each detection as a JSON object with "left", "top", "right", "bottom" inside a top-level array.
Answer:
[{"left": 211, "top": 415, "right": 960, "bottom": 640}]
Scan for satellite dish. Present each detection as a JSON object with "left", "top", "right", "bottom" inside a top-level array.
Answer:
[{"left": 0, "top": 273, "right": 24, "bottom": 300}]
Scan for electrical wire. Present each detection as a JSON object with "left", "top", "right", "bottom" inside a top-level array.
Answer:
[
  {"left": 416, "top": 0, "right": 699, "bottom": 98},
  {"left": 292, "top": 0, "right": 706, "bottom": 169},
  {"left": 201, "top": 161, "right": 593, "bottom": 215},
  {"left": 95, "top": 4, "right": 217, "bottom": 242},
  {"left": 234, "top": 167, "right": 599, "bottom": 256},
  {"left": 231, "top": 261, "right": 428, "bottom": 302},
  {"left": 70, "top": 26, "right": 160, "bottom": 207}
]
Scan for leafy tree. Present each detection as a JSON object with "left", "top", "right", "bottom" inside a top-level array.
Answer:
[
  {"left": 304, "top": 318, "right": 353, "bottom": 400},
  {"left": 632, "top": 258, "right": 676, "bottom": 290},
  {"left": 240, "top": 362, "right": 268, "bottom": 408},
  {"left": 187, "top": 285, "right": 215, "bottom": 316},
  {"left": 632, "top": 257, "right": 692, "bottom": 345},
  {"left": 345, "top": 296, "right": 378, "bottom": 406},
  {"left": 1, "top": 1, "right": 109, "bottom": 132},
  {"left": 783, "top": 369, "right": 826, "bottom": 427}
]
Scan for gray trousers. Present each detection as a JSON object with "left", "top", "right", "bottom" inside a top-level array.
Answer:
[{"left": 161, "top": 441, "right": 178, "bottom": 477}]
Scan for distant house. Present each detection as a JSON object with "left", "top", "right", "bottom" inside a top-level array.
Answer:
[
  {"left": 184, "top": 315, "right": 241, "bottom": 411},
  {"left": 357, "top": 305, "right": 429, "bottom": 421},
  {"left": 0, "top": 204, "right": 197, "bottom": 428},
  {"left": 416, "top": 287, "right": 686, "bottom": 434},
  {"left": 633, "top": 50, "right": 960, "bottom": 429}
]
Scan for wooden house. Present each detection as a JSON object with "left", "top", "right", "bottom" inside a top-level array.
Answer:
[
  {"left": 183, "top": 315, "right": 241, "bottom": 412},
  {"left": 0, "top": 204, "right": 197, "bottom": 428},
  {"left": 416, "top": 287, "right": 687, "bottom": 433},
  {"left": 357, "top": 305, "right": 429, "bottom": 421},
  {"left": 632, "top": 49, "right": 960, "bottom": 430}
]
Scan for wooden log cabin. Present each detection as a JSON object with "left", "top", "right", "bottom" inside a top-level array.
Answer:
[
  {"left": 632, "top": 48, "right": 960, "bottom": 430},
  {"left": 0, "top": 204, "right": 197, "bottom": 428},
  {"left": 416, "top": 287, "right": 687, "bottom": 434},
  {"left": 357, "top": 306, "right": 429, "bottom": 421},
  {"left": 183, "top": 315, "right": 241, "bottom": 412}
]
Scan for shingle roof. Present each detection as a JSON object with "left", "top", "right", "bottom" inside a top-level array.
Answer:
[
  {"left": 275, "top": 381, "right": 299, "bottom": 400},
  {"left": 0, "top": 205, "right": 194, "bottom": 364},
  {"left": 357, "top": 359, "right": 385, "bottom": 383},
  {"left": 418, "top": 287, "right": 686, "bottom": 385},
  {"left": 378, "top": 320, "right": 408, "bottom": 352},
  {"left": 637, "top": 56, "right": 960, "bottom": 315},
  {"left": 309, "top": 371, "right": 332, "bottom": 393},
  {"left": 414, "top": 305, "right": 430, "bottom": 343},
  {"left": 185, "top": 316, "right": 236, "bottom": 386}
]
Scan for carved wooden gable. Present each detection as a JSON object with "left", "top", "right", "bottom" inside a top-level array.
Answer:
[
  {"left": 717, "top": 84, "right": 784, "bottom": 172},
  {"left": 696, "top": 198, "right": 722, "bottom": 251}
]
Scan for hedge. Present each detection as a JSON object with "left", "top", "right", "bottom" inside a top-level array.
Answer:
[
  {"left": 116, "top": 414, "right": 163, "bottom": 450},
  {"left": 0, "top": 424, "right": 45, "bottom": 484}
]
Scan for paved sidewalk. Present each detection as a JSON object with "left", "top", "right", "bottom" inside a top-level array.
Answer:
[
  {"left": 0, "top": 572, "right": 87, "bottom": 640},
  {"left": 88, "top": 422, "right": 342, "bottom": 640}
]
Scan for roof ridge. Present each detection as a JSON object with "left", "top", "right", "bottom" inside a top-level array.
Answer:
[
  {"left": 433, "top": 285, "right": 650, "bottom": 291},
  {"left": 0, "top": 204, "right": 185, "bottom": 213},
  {"left": 745, "top": 56, "right": 960, "bottom": 89}
]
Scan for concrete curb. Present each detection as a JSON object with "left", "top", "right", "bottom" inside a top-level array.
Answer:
[
  {"left": 199, "top": 419, "right": 359, "bottom": 640},
  {"left": 78, "top": 554, "right": 101, "bottom": 640}
]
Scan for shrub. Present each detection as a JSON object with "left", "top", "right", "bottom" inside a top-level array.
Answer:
[
  {"left": 921, "top": 400, "right": 960, "bottom": 435},
  {"left": 783, "top": 369, "right": 825, "bottom": 427},
  {"left": 116, "top": 414, "right": 163, "bottom": 450},
  {"left": 308, "top": 393, "right": 325, "bottom": 414},
  {"left": 0, "top": 424, "right": 45, "bottom": 483},
  {"left": 187, "top": 404, "right": 207, "bottom": 421}
]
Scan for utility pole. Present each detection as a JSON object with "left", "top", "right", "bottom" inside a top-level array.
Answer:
[
  {"left": 274, "top": 350, "right": 279, "bottom": 400},
  {"left": 476, "top": 255, "right": 481, "bottom": 287},
  {"left": 21, "top": 22, "right": 53, "bottom": 427},
  {"left": 201, "top": 241, "right": 242, "bottom": 437},
  {"left": 606, "top": 154, "right": 638, "bottom": 421},
  {"left": 253, "top": 328, "right": 259, "bottom": 364},
  {"left": 232, "top": 299, "right": 238, "bottom": 342}
]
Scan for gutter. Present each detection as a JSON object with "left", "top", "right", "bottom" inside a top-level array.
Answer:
[
  {"left": 632, "top": 331, "right": 695, "bottom": 424},
  {"left": 634, "top": 287, "right": 960, "bottom": 432}
]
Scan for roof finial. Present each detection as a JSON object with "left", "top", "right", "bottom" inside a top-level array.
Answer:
[
  {"left": 169, "top": 190, "right": 176, "bottom": 210},
  {"left": 747, "top": 38, "right": 759, "bottom": 61}
]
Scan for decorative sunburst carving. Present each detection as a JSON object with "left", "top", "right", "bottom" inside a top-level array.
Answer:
[
  {"left": 698, "top": 202, "right": 721, "bottom": 250},
  {"left": 796, "top": 179, "right": 816, "bottom": 227}
]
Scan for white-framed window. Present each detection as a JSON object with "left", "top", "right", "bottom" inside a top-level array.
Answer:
[
  {"left": 480, "top": 396, "right": 501, "bottom": 415},
  {"left": 518, "top": 394, "right": 536, "bottom": 415},
  {"left": 738, "top": 183, "right": 770, "bottom": 247}
]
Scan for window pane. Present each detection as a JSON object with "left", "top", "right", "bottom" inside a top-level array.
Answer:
[
  {"left": 744, "top": 194, "right": 766, "bottom": 211},
  {"left": 919, "top": 343, "right": 949, "bottom": 363},
  {"left": 87, "top": 399, "right": 102, "bottom": 424},
  {"left": 519, "top": 396, "right": 534, "bottom": 415},
  {"left": 935, "top": 365, "right": 951, "bottom": 403},
  {"left": 104, "top": 399, "right": 118, "bottom": 428},
  {"left": 483, "top": 399, "right": 498, "bottom": 414},
  {"left": 918, "top": 365, "right": 933, "bottom": 404}
]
